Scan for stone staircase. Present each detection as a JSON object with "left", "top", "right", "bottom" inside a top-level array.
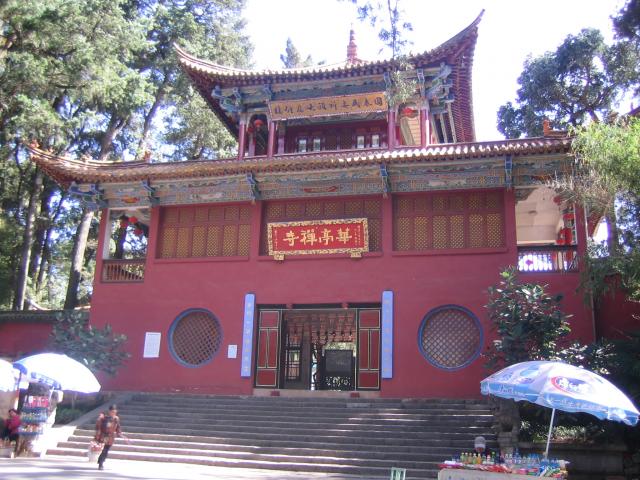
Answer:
[{"left": 47, "top": 394, "right": 497, "bottom": 479}]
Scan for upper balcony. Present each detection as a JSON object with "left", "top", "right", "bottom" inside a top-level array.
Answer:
[{"left": 515, "top": 186, "right": 578, "bottom": 274}]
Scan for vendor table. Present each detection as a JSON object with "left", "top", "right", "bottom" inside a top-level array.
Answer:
[{"left": 438, "top": 470, "right": 537, "bottom": 480}]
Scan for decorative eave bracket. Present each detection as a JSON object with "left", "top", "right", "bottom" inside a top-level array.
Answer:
[
  {"left": 504, "top": 154, "right": 513, "bottom": 190},
  {"left": 142, "top": 179, "right": 159, "bottom": 206},
  {"left": 69, "top": 182, "right": 106, "bottom": 209},
  {"left": 212, "top": 85, "right": 243, "bottom": 113},
  {"left": 379, "top": 164, "right": 391, "bottom": 197},
  {"left": 246, "top": 172, "right": 260, "bottom": 203}
]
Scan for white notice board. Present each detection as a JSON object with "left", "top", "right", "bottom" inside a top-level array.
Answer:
[{"left": 143, "top": 332, "right": 161, "bottom": 358}]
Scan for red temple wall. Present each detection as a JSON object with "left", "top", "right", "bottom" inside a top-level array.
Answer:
[
  {"left": 89, "top": 189, "right": 594, "bottom": 397},
  {"left": 0, "top": 321, "right": 52, "bottom": 358}
]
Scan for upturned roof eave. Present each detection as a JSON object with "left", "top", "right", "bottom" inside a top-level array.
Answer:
[
  {"left": 175, "top": 11, "right": 484, "bottom": 84},
  {"left": 29, "top": 136, "right": 572, "bottom": 188}
]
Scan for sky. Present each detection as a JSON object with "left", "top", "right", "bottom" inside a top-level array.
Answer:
[{"left": 242, "top": 0, "right": 628, "bottom": 141}]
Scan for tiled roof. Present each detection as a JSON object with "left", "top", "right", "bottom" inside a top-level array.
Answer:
[
  {"left": 29, "top": 136, "right": 571, "bottom": 187},
  {"left": 177, "top": 12, "right": 483, "bottom": 143}
]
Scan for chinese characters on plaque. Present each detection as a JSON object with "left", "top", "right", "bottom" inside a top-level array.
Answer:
[
  {"left": 267, "top": 218, "right": 369, "bottom": 259},
  {"left": 269, "top": 93, "right": 387, "bottom": 121}
]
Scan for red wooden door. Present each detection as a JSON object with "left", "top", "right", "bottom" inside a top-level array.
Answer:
[
  {"left": 255, "top": 310, "right": 281, "bottom": 388},
  {"left": 357, "top": 309, "right": 381, "bottom": 390}
]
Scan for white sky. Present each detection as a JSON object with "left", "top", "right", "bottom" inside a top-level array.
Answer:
[{"left": 243, "top": 0, "right": 627, "bottom": 141}]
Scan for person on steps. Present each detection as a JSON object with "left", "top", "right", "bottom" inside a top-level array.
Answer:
[{"left": 94, "top": 404, "right": 124, "bottom": 470}]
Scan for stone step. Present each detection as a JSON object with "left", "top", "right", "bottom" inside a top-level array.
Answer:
[
  {"left": 66, "top": 435, "right": 480, "bottom": 456},
  {"left": 57, "top": 440, "right": 451, "bottom": 468},
  {"left": 110, "top": 414, "right": 493, "bottom": 430},
  {"left": 48, "top": 447, "right": 439, "bottom": 479},
  {"left": 72, "top": 427, "right": 494, "bottom": 449},
  {"left": 49, "top": 394, "right": 495, "bottom": 479},
  {"left": 119, "top": 404, "right": 493, "bottom": 418},
  {"left": 77, "top": 422, "right": 490, "bottom": 439}
]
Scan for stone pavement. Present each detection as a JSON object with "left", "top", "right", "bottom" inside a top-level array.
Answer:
[{"left": 0, "top": 456, "right": 384, "bottom": 480}]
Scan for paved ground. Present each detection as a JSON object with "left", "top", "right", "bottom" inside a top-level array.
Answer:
[{"left": 0, "top": 456, "right": 383, "bottom": 480}]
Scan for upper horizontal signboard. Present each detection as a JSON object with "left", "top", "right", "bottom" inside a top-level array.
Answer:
[{"left": 269, "top": 93, "right": 388, "bottom": 120}]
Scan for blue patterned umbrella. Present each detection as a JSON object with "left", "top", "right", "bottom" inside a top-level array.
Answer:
[
  {"left": 481, "top": 361, "right": 639, "bottom": 457},
  {"left": 0, "top": 359, "right": 19, "bottom": 392},
  {"left": 14, "top": 353, "right": 100, "bottom": 393}
]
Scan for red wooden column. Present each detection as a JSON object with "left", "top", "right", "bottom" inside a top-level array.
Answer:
[
  {"left": 277, "top": 123, "right": 286, "bottom": 154},
  {"left": 387, "top": 109, "right": 396, "bottom": 149},
  {"left": 255, "top": 310, "right": 281, "bottom": 388},
  {"left": 420, "top": 103, "right": 430, "bottom": 147},
  {"left": 266, "top": 120, "right": 276, "bottom": 158},
  {"left": 238, "top": 117, "right": 246, "bottom": 161},
  {"left": 357, "top": 309, "right": 381, "bottom": 389}
]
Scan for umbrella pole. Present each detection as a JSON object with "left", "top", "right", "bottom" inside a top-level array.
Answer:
[{"left": 544, "top": 408, "right": 556, "bottom": 459}]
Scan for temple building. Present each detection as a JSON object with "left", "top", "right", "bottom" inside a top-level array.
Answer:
[{"left": 29, "top": 14, "right": 593, "bottom": 397}]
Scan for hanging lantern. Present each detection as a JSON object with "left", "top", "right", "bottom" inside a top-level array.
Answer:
[
  {"left": 119, "top": 218, "right": 129, "bottom": 229},
  {"left": 133, "top": 227, "right": 143, "bottom": 236},
  {"left": 401, "top": 106, "right": 417, "bottom": 117},
  {"left": 128, "top": 216, "right": 138, "bottom": 224},
  {"left": 253, "top": 119, "right": 264, "bottom": 130}
]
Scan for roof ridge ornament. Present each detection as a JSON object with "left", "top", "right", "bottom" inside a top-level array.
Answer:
[{"left": 346, "top": 28, "right": 359, "bottom": 64}]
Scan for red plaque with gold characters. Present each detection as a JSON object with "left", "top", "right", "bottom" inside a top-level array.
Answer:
[{"left": 267, "top": 218, "right": 369, "bottom": 259}]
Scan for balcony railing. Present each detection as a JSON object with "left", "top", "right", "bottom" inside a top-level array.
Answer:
[
  {"left": 517, "top": 245, "right": 578, "bottom": 273},
  {"left": 102, "top": 259, "right": 146, "bottom": 283}
]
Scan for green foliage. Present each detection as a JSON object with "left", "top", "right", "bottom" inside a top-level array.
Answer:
[
  {"left": 280, "top": 38, "right": 314, "bottom": 69},
  {"left": 344, "top": 0, "right": 413, "bottom": 58},
  {"left": 54, "top": 407, "right": 85, "bottom": 425},
  {"left": 48, "top": 310, "right": 130, "bottom": 376},
  {"left": 497, "top": 29, "right": 639, "bottom": 138},
  {"left": 485, "top": 267, "right": 572, "bottom": 369}
]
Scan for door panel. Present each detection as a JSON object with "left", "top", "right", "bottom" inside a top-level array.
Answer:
[
  {"left": 255, "top": 310, "right": 281, "bottom": 387},
  {"left": 357, "top": 309, "right": 381, "bottom": 390}
]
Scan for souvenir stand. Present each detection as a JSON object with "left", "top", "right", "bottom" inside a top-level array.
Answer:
[{"left": 15, "top": 382, "right": 58, "bottom": 456}]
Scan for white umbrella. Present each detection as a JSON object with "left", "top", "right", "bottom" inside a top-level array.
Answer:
[
  {"left": 481, "top": 360, "right": 639, "bottom": 457},
  {"left": 0, "top": 358, "right": 19, "bottom": 392},
  {"left": 13, "top": 353, "right": 101, "bottom": 393}
]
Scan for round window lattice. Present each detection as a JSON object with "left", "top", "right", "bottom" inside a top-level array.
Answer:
[
  {"left": 169, "top": 309, "right": 222, "bottom": 367},
  {"left": 419, "top": 306, "right": 482, "bottom": 370}
]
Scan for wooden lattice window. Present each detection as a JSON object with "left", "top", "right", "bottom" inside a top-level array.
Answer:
[
  {"left": 169, "top": 309, "right": 222, "bottom": 367},
  {"left": 418, "top": 305, "right": 482, "bottom": 370},
  {"left": 157, "top": 205, "right": 251, "bottom": 258},
  {"left": 393, "top": 191, "right": 504, "bottom": 251},
  {"left": 260, "top": 198, "right": 382, "bottom": 255}
]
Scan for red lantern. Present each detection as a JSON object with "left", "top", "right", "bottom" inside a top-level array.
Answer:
[
  {"left": 119, "top": 219, "right": 128, "bottom": 229},
  {"left": 401, "top": 107, "right": 416, "bottom": 117},
  {"left": 128, "top": 216, "right": 138, "bottom": 224},
  {"left": 253, "top": 119, "right": 264, "bottom": 129},
  {"left": 133, "top": 227, "right": 143, "bottom": 236}
]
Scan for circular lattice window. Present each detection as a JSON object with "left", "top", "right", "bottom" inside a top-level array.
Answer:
[
  {"left": 169, "top": 309, "right": 222, "bottom": 367},
  {"left": 418, "top": 305, "right": 482, "bottom": 370}
]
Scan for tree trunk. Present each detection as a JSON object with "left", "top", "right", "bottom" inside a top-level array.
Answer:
[
  {"left": 605, "top": 205, "right": 620, "bottom": 255},
  {"left": 36, "top": 191, "right": 67, "bottom": 291},
  {"left": 63, "top": 207, "right": 94, "bottom": 310},
  {"left": 98, "top": 114, "right": 128, "bottom": 161},
  {"left": 13, "top": 170, "right": 44, "bottom": 310},
  {"left": 136, "top": 81, "right": 167, "bottom": 158}
]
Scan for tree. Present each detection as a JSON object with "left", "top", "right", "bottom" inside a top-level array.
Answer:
[
  {"left": 280, "top": 38, "right": 314, "bottom": 68},
  {"left": 0, "top": 0, "right": 252, "bottom": 309},
  {"left": 344, "top": 0, "right": 412, "bottom": 59},
  {"left": 48, "top": 310, "right": 130, "bottom": 376},
  {"left": 564, "top": 118, "right": 640, "bottom": 300},
  {"left": 497, "top": 29, "right": 638, "bottom": 138},
  {"left": 485, "top": 267, "right": 572, "bottom": 370}
]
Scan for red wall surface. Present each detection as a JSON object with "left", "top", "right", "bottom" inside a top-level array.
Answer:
[
  {"left": 90, "top": 189, "right": 595, "bottom": 398},
  {"left": 0, "top": 322, "right": 52, "bottom": 358},
  {"left": 594, "top": 276, "right": 640, "bottom": 339}
]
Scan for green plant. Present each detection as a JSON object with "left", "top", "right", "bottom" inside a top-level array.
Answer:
[
  {"left": 485, "top": 267, "right": 572, "bottom": 369},
  {"left": 48, "top": 310, "right": 130, "bottom": 376}
]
